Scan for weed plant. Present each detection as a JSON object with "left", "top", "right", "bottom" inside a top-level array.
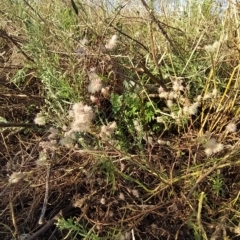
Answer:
[{"left": 0, "top": 0, "right": 240, "bottom": 239}]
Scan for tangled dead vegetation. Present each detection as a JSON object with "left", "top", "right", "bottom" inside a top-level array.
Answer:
[{"left": 1, "top": 1, "right": 240, "bottom": 239}]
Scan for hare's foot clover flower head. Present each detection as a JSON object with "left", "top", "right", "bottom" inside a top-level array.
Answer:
[
  {"left": 87, "top": 78, "right": 102, "bottom": 94},
  {"left": 203, "top": 89, "right": 218, "bottom": 100},
  {"left": 156, "top": 116, "right": 164, "bottom": 123}
]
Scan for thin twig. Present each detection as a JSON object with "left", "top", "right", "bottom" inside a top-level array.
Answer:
[
  {"left": 38, "top": 162, "right": 52, "bottom": 225},
  {"left": 9, "top": 189, "right": 19, "bottom": 239},
  {"left": 0, "top": 93, "right": 43, "bottom": 99},
  {"left": 0, "top": 184, "right": 10, "bottom": 197}
]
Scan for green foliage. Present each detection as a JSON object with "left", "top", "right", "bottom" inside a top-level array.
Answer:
[
  {"left": 39, "top": 66, "right": 72, "bottom": 101},
  {"left": 187, "top": 219, "right": 203, "bottom": 240},
  {"left": 11, "top": 68, "right": 27, "bottom": 87},
  {"left": 110, "top": 91, "right": 157, "bottom": 130},
  {"left": 210, "top": 171, "right": 225, "bottom": 197},
  {"left": 56, "top": 217, "right": 99, "bottom": 239}
]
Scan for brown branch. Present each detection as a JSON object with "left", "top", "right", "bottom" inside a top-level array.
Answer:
[
  {"left": 26, "top": 205, "right": 75, "bottom": 240},
  {"left": 138, "top": 60, "right": 168, "bottom": 91},
  {"left": 26, "top": 219, "right": 56, "bottom": 240},
  {"left": 0, "top": 123, "right": 37, "bottom": 128},
  {"left": 109, "top": 23, "right": 149, "bottom": 52},
  {"left": 38, "top": 164, "right": 52, "bottom": 225},
  {"left": 185, "top": 163, "right": 218, "bottom": 203},
  {"left": 0, "top": 78, "right": 44, "bottom": 103},
  {"left": 0, "top": 29, "right": 33, "bottom": 62},
  {"left": 140, "top": 0, "right": 184, "bottom": 62},
  {"left": 22, "top": 0, "right": 46, "bottom": 24},
  {"left": 9, "top": 190, "right": 19, "bottom": 239}
]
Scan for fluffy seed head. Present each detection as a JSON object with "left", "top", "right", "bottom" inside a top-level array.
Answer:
[
  {"left": 9, "top": 172, "right": 27, "bottom": 183},
  {"left": 226, "top": 122, "right": 237, "bottom": 132},
  {"left": 133, "top": 120, "right": 142, "bottom": 132},
  {"left": 172, "top": 80, "right": 184, "bottom": 92},
  {"left": 168, "top": 91, "right": 178, "bottom": 99},
  {"left": 204, "top": 41, "right": 220, "bottom": 53},
  {"left": 36, "top": 151, "right": 48, "bottom": 166},
  {"left": 99, "top": 121, "right": 117, "bottom": 140},
  {"left": 158, "top": 87, "right": 165, "bottom": 93},
  {"left": 166, "top": 99, "right": 173, "bottom": 108},
  {"left": 100, "top": 197, "right": 106, "bottom": 205},
  {"left": 90, "top": 95, "right": 98, "bottom": 103},
  {"left": 68, "top": 102, "right": 94, "bottom": 133},
  {"left": 60, "top": 135, "right": 74, "bottom": 148},
  {"left": 39, "top": 140, "right": 58, "bottom": 150},
  {"left": 87, "top": 69, "right": 102, "bottom": 93},
  {"left": 204, "top": 138, "right": 224, "bottom": 156},
  {"left": 34, "top": 112, "right": 46, "bottom": 125},
  {"left": 48, "top": 127, "right": 59, "bottom": 139},
  {"left": 196, "top": 95, "right": 202, "bottom": 102},
  {"left": 105, "top": 34, "right": 118, "bottom": 50},
  {"left": 212, "top": 88, "right": 218, "bottom": 97},
  {"left": 188, "top": 102, "right": 199, "bottom": 115},
  {"left": 119, "top": 192, "right": 125, "bottom": 200},
  {"left": 101, "top": 86, "right": 110, "bottom": 97},
  {"left": 131, "top": 189, "right": 139, "bottom": 198},
  {"left": 159, "top": 91, "right": 169, "bottom": 99}
]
